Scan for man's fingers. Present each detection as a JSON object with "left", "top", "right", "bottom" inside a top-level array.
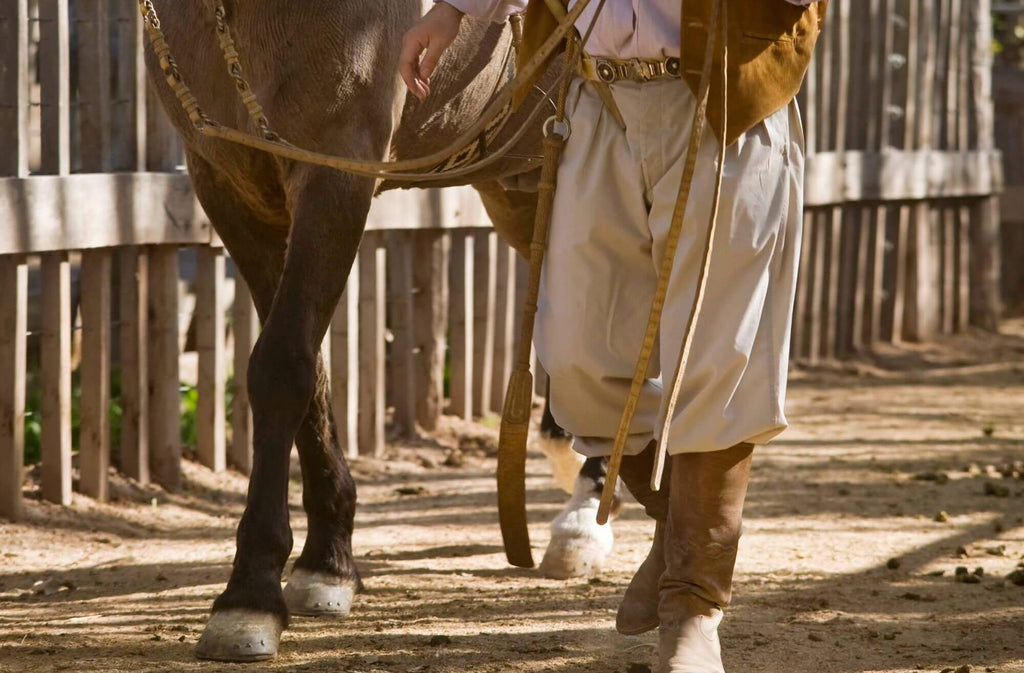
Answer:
[
  {"left": 399, "top": 33, "right": 427, "bottom": 98},
  {"left": 419, "top": 40, "right": 447, "bottom": 83}
]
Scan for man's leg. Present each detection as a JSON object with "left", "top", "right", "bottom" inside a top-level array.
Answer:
[
  {"left": 657, "top": 444, "right": 753, "bottom": 673},
  {"left": 644, "top": 81, "right": 804, "bottom": 669},
  {"left": 615, "top": 441, "right": 670, "bottom": 635},
  {"left": 535, "top": 79, "right": 663, "bottom": 576}
]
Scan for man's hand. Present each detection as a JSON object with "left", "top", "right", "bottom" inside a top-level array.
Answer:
[{"left": 400, "top": 2, "right": 464, "bottom": 101}]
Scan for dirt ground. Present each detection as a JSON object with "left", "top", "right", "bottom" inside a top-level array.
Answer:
[{"left": 2, "top": 321, "right": 1024, "bottom": 673}]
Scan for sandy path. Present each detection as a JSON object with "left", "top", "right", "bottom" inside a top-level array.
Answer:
[{"left": 1, "top": 324, "right": 1023, "bottom": 673}]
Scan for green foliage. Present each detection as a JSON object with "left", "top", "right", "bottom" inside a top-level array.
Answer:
[{"left": 21, "top": 369, "right": 227, "bottom": 466}]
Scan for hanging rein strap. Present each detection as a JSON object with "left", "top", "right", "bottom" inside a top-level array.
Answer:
[
  {"left": 596, "top": 0, "right": 729, "bottom": 524},
  {"left": 496, "top": 34, "right": 580, "bottom": 569},
  {"left": 137, "top": 0, "right": 594, "bottom": 182}
]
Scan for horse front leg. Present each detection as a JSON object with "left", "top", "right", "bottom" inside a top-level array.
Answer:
[{"left": 196, "top": 164, "right": 373, "bottom": 662}]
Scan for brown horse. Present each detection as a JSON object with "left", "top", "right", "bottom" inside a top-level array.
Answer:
[{"left": 145, "top": 0, "right": 620, "bottom": 661}]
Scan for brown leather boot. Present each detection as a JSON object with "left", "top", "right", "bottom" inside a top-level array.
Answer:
[
  {"left": 657, "top": 443, "right": 753, "bottom": 673},
  {"left": 615, "top": 441, "right": 670, "bottom": 635}
]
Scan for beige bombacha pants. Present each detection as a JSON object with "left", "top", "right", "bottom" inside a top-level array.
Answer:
[{"left": 534, "top": 76, "right": 805, "bottom": 459}]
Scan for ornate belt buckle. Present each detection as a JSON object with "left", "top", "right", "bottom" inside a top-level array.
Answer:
[{"left": 595, "top": 59, "right": 617, "bottom": 83}]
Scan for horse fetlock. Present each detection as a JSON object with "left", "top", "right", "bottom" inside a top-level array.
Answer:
[{"left": 196, "top": 609, "right": 284, "bottom": 663}]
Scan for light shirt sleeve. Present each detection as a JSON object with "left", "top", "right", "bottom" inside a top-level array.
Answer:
[{"left": 438, "top": 0, "right": 529, "bottom": 23}]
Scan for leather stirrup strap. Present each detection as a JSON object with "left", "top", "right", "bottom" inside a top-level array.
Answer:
[
  {"left": 597, "top": 0, "right": 728, "bottom": 524},
  {"left": 496, "top": 35, "right": 581, "bottom": 569}
]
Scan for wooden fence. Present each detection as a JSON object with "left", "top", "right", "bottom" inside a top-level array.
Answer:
[
  {"left": 794, "top": 0, "right": 1002, "bottom": 361},
  {"left": 0, "top": 1, "right": 1004, "bottom": 519},
  {"left": 992, "top": 3, "right": 1024, "bottom": 310}
]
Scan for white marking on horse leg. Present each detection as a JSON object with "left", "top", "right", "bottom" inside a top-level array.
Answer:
[
  {"left": 534, "top": 434, "right": 584, "bottom": 495},
  {"left": 539, "top": 473, "right": 614, "bottom": 579}
]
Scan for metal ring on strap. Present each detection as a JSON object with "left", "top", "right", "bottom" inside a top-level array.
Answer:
[{"left": 542, "top": 115, "right": 571, "bottom": 140}]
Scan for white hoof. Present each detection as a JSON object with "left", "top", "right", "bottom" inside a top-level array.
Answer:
[
  {"left": 534, "top": 435, "right": 584, "bottom": 495},
  {"left": 539, "top": 483, "right": 614, "bottom": 579},
  {"left": 283, "top": 569, "right": 357, "bottom": 617},
  {"left": 195, "top": 609, "right": 282, "bottom": 662}
]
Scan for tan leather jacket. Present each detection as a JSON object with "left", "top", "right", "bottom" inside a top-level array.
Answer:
[{"left": 517, "top": 0, "right": 827, "bottom": 145}]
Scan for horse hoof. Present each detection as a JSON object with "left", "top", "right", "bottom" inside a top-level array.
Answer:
[
  {"left": 539, "top": 494, "right": 613, "bottom": 579},
  {"left": 283, "top": 569, "right": 356, "bottom": 617},
  {"left": 195, "top": 609, "right": 282, "bottom": 662}
]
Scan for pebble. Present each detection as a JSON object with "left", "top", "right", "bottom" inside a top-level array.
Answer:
[
  {"left": 807, "top": 633, "right": 823, "bottom": 642},
  {"left": 428, "top": 635, "right": 452, "bottom": 647},
  {"left": 886, "top": 558, "right": 902, "bottom": 570},
  {"left": 934, "top": 511, "right": 950, "bottom": 523},
  {"left": 955, "top": 545, "right": 970, "bottom": 558},
  {"left": 626, "top": 664, "right": 652, "bottom": 673},
  {"left": 983, "top": 481, "right": 1010, "bottom": 498},
  {"left": 985, "top": 545, "right": 1006, "bottom": 557},
  {"left": 1007, "top": 569, "right": 1024, "bottom": 586}
]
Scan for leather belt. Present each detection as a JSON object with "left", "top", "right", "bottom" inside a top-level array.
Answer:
[{"left": 578, "top": 54, "right": 683, "bottom": 84}]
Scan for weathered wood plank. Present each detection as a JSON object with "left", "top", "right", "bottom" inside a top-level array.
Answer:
[
  {"left": 386, "top": 233, "right": 416, "bottom": 437},
  {"left": 357, "top": 238, "right": 386, "bottom": 457},
  {"left": 906, "top": 205, "right": 941, "bottom": 340},
  {"left": 957, "top": 205, "right": 971, "bottom": 332},
  {"left": 942, "top": 207, "right": 956, "bottom": 334},
  {"left": 148, "top": 246, "right": 181, "bottom": 491},
  {"left": 852, "top": 207, "right": 871, "bottom": 350},
  {"left": 0, "top": 178, "right": 513, "bottom": 256},
  {"left": 803, "top": 150, "right": 1002, "bottom": 206},
  {"left": 40, "top": 251, "right": 72, "bottom": 505},
  {"left": 472, "top": 231, "right": 497, "bottom": 417},
  {"left": 230, "top": 272, "right": 257, "bottom": 474},
  {"left": 76, "top": 0, "right": 112, "bottom": 172},
  {"left": 0, "top": 0, "right": 29, "bottom": 178},
  {"left": 196, "top": 246, "right": 226, "bottom": 472},
  {"left": 79, "top": 249, "right": 112, "bottom": 501},
  {"left": 809, "top": 213, "right": 826, "bottom": 363},
  {"left": 0, "top": 173, "right": 212, "bottom": 254},
  {"left": 411, "top": 230, "right": 448, "bottom": 432},
  {"left": 449, "top": 232, "right": 474, "bottom": 420},
  {"left": 119, "top": 247, "right": 149, "bottom": 483},
  {"left": 38, "top": 0, "right": 70, "bottom": 176},
  {"left": 330, "top": 259, "right": 359, "bottom": 459},
  {"left": 0, "top": 256, "right": 28, "bottom": 520},
  {"left": 792, "top": 210, "right": 814, "bottom": 359},
  {"left": 491, "top": 242, "right": 516, "bottom": 412}
]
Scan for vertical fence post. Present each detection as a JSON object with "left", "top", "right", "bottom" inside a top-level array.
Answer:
[
  {"left": 449, "top": 232, "right": 474, "bottom": 420},
  {"left": 357, "top": 237, "right": 386, "bottom": 457},
  {"left": 80, "top": 249, "right": 112, "bottom": 501},
  {"left": 41, "top": 252, "right": 72, "bottom": 505},
  {"left": 0, "top": 0, "right": 29, "bottom": 518},
  {"left": 968, "top": 0, "right": 1000, "bottom": 330},
  {"left": 39, "top": 0, "right": 70, "bottom": 176},
  {"left": 231, "top": 273, "right": 257, "bottom": 474},
  {"left": 196, "top": 246, "right": 226, "bottom": 472},
  {"left": 490, "top": 242, "right": 516, "bottom": 411},
  {"left": 472, "top": 231, "right": 497, "bottom": 416},
  {"left": 386, "top": 233, "right": 417, "bottom": 437},
  {"left": 77, "top": 0, "right": 111, "bottom": 172},
  {"left": 0, "top": 257, "right": 28, "bottom": 520},
  {"left": 119, "top": 248, "right": 149, "bottom": 482},
  {"left": 0, "top": 0, "right": 29, "bottom": 178},
  {"left": 148, "top": 246, "right": 181, "bottom": 491},
  {"left": 411, "top": 230, "right": 448, "bottom": 432},
  {"left": 331, "top": 258, "right": 359, "bottom": 458}
]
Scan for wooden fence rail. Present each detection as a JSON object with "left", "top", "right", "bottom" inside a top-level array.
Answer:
[{"left": 0, "top": 0, "right": 1003, "bottom": 519}]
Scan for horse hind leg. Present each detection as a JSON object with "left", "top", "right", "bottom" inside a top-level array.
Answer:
[{"left": 282, "top": 356, "right": 361, "bottom": 617}]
